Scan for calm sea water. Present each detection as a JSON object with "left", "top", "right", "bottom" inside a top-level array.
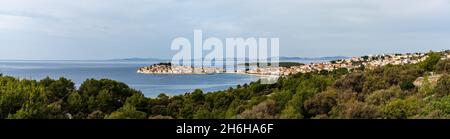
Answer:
[{"left": 0, "top": 60, "right": 261, "bottom": 97}]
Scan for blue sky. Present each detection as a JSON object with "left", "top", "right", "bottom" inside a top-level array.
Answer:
[{"left": 1, "top": 0, "right": 450, "bottom": 60}]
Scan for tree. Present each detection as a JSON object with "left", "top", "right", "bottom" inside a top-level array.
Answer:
[
  {"left": 225, "top": 99, "right": 246, "bottom": 119},
  {"left": 8, "top": 88, "right": 48, "bottom": 119},
  {"left": 190, "top": 89, "right": 205, "bottom": 104},
  {"left": 418, "top": 75, "right": 433, "bottom": 95},
  {"left": 95, "top": 90, "right": 114, "bottom": 113},
  {"left": 365, "top": 86, "right": 402, "bottom": 106},
  {"left": 269, "top": 90, "right": 293, "bottom": 113},
  {"left": 106, "top": 104, "right": 147, "bottom": 119},
  {"left": 194, "top": 107, "right": 214, "bottom": 119},
  {"left": 67, "top": 92, "right": 84, "bottom": 113},
  {"left": 280, "top": 90, "right": 308, "bottom": 119},
  {"left": 382, "top": 98, "right": 421, "bottom": 119},
  {"left": 179, "top": 99, "right": 195, "bottom": 119},
  {"left": 45, "top": 101, "right": 66, "bottom": 119},
  {"left": 125, "top": 93, "right": 148, "bottom": 112},
  {"left": 304, "top": 90, "right": 337, "bottom": 116},
  {"left": 330, "top": 100, "right": 380, "bottom": 119},
  {"left": 419, "top": 52, "right": 441, "bottom": 71},
  {"left": 166, "top": 97, "right": 183, "bottom": 118},
  {"left": 150, "top": 105, "right": 167, "bottom": 116},
  {"left": 0, "top": 90, "right": 25, "bottom": 118},
  {"left": 280, "top": 105, "right": 303, "bottom": 119},
  {"left": 46, "top": 77, "right": 75, "bottom": 102},
  {"left": 400, "top": 80, "right": 415, "bottom": 91},
  {"left": 436, "top": 59, "right": 450, "bottom": 74},
  {"left": 39, "top": 77, "right": 55, "bottom": 87},
  {"left": 156, "top": 93, "right": 170, "bottom": 105},
  {"left": 78, "top": 79, "right": 102, "bottom": 96},
  {"left": 78, "top": 79, "right": 137, "bottom": 108},
  {"left": 433, "top": 74, "right": 450, "bottom": 97},
  {"left": 423, "top": 95, "right": 450, "bottom": 118},
  {"left": 8, "top": 108, "right": 36, "bottom": 119},
  {"left": 238, "top": 100, "right": 277, "bottom": 119}
]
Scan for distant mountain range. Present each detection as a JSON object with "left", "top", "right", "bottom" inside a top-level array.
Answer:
[
  {"left": 108, "top": 58, "right": 169, "bottom": 61},
  {"left": 110, "top": 56, "right": 349, "bottom": 62}
]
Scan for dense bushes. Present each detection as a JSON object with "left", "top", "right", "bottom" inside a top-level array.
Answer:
[
  {"left": 433, "top": 75, "right": 450, "bottom": 97},
  {"left": 0, "top": 76, "right": 143, "bottom": 119},
  {"left": 436, "top": 59, "right": 450, "bottom": 74}
]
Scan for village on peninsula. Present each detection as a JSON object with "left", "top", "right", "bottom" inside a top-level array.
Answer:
[{"left": 137, "top": 50, "right": 450, "bottom": 76}]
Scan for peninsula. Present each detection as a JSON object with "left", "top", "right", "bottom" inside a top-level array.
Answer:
[{"left": 137, "top": 62, "right": 223, "bottom": 74}]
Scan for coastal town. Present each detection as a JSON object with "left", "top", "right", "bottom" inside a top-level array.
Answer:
[
  {"left": 137, "top": 50, "right": 450, "bottom": 76},
  {"left": 137, "top": 62, "right": 223, "bottom": 74}
]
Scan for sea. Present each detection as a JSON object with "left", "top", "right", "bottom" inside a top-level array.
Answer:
[
  {"left": 0, "top": 59, "right": 326, "bottom": 97},
  {"left": 0, "top": 60, "right": 264, "bottom": 97}
]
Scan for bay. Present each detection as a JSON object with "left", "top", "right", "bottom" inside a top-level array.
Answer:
[{"left": 0, "top": 60, "right": 261, "bottom": 97}]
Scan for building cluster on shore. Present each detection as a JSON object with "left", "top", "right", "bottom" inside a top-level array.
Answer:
[
  {"left": 137, "top": 63, "right": 223, "bottom": 74},
  {"left": 138, "top": 50, "right": 450, "bottom": 76},
  {"left": 271, "top": 50, "right": 450, "bottom": 76}
]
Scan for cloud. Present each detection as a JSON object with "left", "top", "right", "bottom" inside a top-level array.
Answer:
[
  {"left": 0, "top": 14, "right": 30, "bottom": 30},
  {"left": 0, "top": 0, "right": 450, "bottom": 59}
]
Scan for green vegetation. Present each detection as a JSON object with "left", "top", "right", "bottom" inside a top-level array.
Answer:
[{"left": 0, "top": 52, "right": 450, "bottom": 119}]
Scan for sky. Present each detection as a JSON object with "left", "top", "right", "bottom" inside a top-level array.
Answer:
[{"left": 1, "top": 0, "right": 450, "bottom": 60}]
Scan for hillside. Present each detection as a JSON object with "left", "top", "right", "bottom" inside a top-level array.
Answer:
[{"left": 0, "top": 51, "right": 449, "bottom": 119}]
